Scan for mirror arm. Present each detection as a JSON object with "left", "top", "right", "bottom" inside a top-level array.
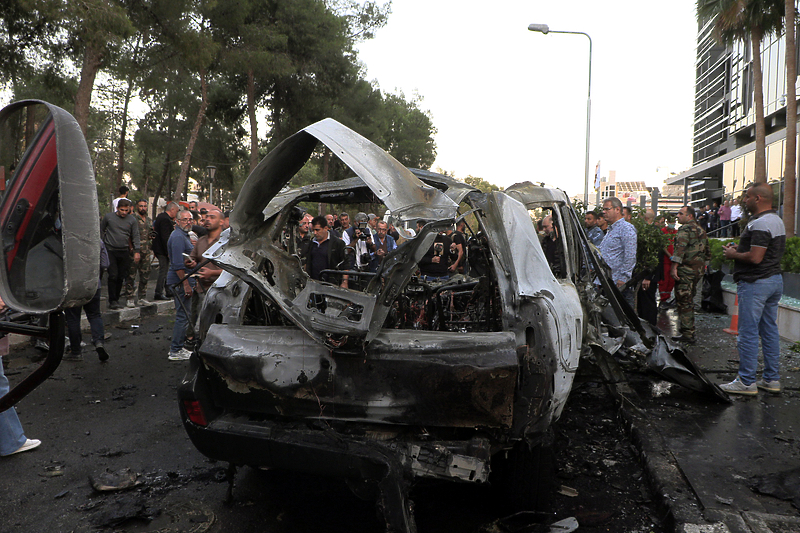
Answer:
[
  {"left": 0, "top": 321, "right": 48, "bottom": 337},
  {"left": 0, "top": 311, "right": 64, "bottom": 413}
]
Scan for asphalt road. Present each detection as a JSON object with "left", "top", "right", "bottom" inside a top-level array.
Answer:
[{"left": 0, "top": 313, "right": 664, "bottom": 533}]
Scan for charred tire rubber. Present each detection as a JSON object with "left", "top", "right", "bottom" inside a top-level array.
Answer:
[{"left": 491, "top": 438, "right": 556, "bottom": 514}]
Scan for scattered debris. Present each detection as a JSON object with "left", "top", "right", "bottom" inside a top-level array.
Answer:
[
  {"left": 88, "top": 493, "right": 160, "bottom": 528},
  {"left": 550, "top": 517, "right": 579, "bottom": 532},
  {"left": 40, "top": 464, "right": 65, "bottom": 477},
  {"left": 750, "top": 467, "right": 800, "bottom": 509},
  {"left": 90, "top": 468, "right": 141, "bottom": 492},
  {"left": 557, "top": 486, "right": 578, "bottom": 497}
]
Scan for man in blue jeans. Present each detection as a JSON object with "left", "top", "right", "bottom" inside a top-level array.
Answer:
[
  {"left": 166, "top": 210, "right": 196, "bottom": 361},
  {"left": 721, "top": 183, "right": 786, "bottom": 395}
]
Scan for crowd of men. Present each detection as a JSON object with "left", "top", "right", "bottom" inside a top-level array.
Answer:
[
  {"left": 93, "top": 187, "right": 230, "bottom": 361},
  {"left": 584, "top": 184, "right": 785, "bottom": 396},
  {"left": 293, "top": 211, "right": 468, "bottom": 287}
]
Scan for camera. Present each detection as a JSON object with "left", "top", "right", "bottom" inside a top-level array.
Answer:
[
  {"left": 360, "top": 253, "right": 371, "bottom": 265},
  {"left": 356, "top": 221, "right": 370, "bottom": 240},
  {"left": 433, "top": 242, "right": 444, "bottom": 256}
]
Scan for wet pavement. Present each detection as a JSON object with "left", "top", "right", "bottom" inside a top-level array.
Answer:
[{"left": 620, "top": 304, "right": 800, "bottom": 533}]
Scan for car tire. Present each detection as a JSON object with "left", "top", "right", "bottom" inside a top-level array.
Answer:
[{"left": 491, "top": 437, "right": 556, "bottom": 514}]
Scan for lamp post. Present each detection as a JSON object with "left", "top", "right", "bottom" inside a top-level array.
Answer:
[
  {"left": 528, "top": 23, "right": 593, "bottom": 208},
  {"left": 205, "top": 165, "right": 217, "bottom": 204}
]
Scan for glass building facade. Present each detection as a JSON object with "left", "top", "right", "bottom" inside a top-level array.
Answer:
[{"left": 671, "top": 12, "right": 800, "bottom": 211}]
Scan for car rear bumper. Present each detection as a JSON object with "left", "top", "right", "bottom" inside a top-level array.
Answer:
[{"left": 179, "top": 356, "right": 492, "bottom": 485}]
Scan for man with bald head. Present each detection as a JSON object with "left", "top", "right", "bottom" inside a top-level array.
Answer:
[
  {"left": 182, "top": 207, "right": 225, "bottom": 350},
  {"left": 541, "top": 214, "right": 565, "bottom": 277},
  {"left": 721, "top": 183, "right": 786, "bottom": 395}
]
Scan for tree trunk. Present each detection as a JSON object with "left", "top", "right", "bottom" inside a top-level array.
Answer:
[
  {"left": 785, "top": 0, "right": 797, "bottom": 236},
  {"left": 74, "top": 43, "right": 104, "bottom": 137},
  {"left": 318, "top": 147, "right": 330, "bottom": 215},
  {"left": 248, "top": 68, "right": 259, "bottom": 172},
  {"left": 752, "top": 28, "right": 768, "bottom": 183},
  {"left": 173, "top": 69, "right": 209, "bottom": 201},
  {"left": 113, "top": 78, "right": 134, "bottom": 207},
  {"left": 114, "top": 38, "right": 141, "bottom": 205}
]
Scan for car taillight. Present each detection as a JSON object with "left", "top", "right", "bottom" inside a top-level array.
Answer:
[{"left": 183, "top": 400, "right": 208, "bottom": 426}]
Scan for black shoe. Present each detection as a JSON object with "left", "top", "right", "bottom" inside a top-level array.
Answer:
[
  {"left": 154, "top": 294, "right": 170, "bottom": 301},
  {"left": 96, "top": 345, "right": 109, "bottom": 362},
  {"left": 672, "top": 335, "right": 696, "bottom": 344},
  {"left": 109, "top": 301, "right": 121, "bottom": 310}
]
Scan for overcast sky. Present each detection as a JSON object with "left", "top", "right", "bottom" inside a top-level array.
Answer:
[{"left": 355, "top": 1, "right": 699, "bottom": 195}]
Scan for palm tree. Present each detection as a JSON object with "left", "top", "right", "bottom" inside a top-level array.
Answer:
[
  {"left": 697, "top": 0, "right": 785, "bottom": 184},
  {"left": 784, "top": 0, "right": 796, "bottom": 235}
]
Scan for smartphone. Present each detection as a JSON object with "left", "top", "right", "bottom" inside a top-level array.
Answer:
[{"left": 182, "top": 253, "right": 192, "bottom": 260}]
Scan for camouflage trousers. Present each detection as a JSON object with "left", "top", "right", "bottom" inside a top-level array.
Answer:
[
  {"left": 675, "top": 266, "right": 701, "bottom": 339},
  {"left": 122, "top": 252, "right": 153, "bottom": 301}
]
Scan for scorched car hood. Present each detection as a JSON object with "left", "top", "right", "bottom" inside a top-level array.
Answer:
[{"left": 205, "top": 118, "right": 459, "bottom": 345}]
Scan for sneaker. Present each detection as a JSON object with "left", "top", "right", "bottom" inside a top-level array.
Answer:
[
  {"left": 672, "top": 335, "right": 696, "bottom": 344},
  {"left": 126, "top": 300, "right": 136, "bottom": 308},
  {"left": 138, "top": 298, "right": 152, "bottom": 306},
  {"left": 5, "top": 438, "right": 41, "bottom": 456},
  {"left": 34, "top": 338, "right": 49, "bottom": 352},
  {"left": 720, "top": 377, "right": 758, "bottom": 395},
  {"left": 756, "top": 379, "right": 782, "bottom": 393},
  {"left": 168, "top": 348, "right": 192, "bottom": 361}
]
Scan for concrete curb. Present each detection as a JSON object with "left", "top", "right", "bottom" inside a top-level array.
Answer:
[
  {"left": 615, "top": 389, "right": 708, "bottom": 532},
  {"left": 6, "top": 300, "right": 175, "bottom": 351}
]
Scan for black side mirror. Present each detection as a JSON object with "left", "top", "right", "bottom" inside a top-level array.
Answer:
[{"left": 0, "top": 101, "right": 100, "bottom": 313}]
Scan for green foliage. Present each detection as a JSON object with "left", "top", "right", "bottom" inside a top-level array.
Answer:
[
  {"left": 697, "top": 0, "right": 785, "bottom": 45},
  {"left": 572, "top": 199, "right": 588, "bottom": 219},
  {"left": 709, "top": 238, "right": 736, "bottom": 270},
  {"left": 464, "top": 175, "right": 500, "bottom": 193},
  {"left": 628, "top": 216, "right": 670, "bottom": 275},
  {"left": 781, "top": 236, "right": 800, "bottom": 273}
]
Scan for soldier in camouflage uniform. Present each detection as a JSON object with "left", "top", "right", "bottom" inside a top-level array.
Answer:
[
  {"left": 123, "top": 199, "right": 155, "bottom": 306},
  {"left": 669, "top": 205, "right": 710, "bottom": 343}
]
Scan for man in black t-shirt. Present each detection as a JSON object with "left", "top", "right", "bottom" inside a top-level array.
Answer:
[
  {"left": 418, "top": 228, "right": 453, "bottom": 282},
  {"left": 446, "top": 223, "right": 467, "bottom": 275},
  {"left": 721, "top": 183, "right": 786, "bottom": 395}
]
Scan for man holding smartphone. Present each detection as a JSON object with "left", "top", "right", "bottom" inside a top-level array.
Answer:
[{"left": 721, "top": 184, "right": 786, "bottom": 395}]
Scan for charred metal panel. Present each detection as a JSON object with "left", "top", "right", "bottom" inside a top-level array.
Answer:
[
  {"left": 199, "top": 325, "right": 518, "bottom": 428},
  {"left": 504, "top": 181, "right": 573, "bottom": 206},
  {"left": 303, "top": 119, "right": 459, "bottom": 224},
  {"left": 471, "top": 192, "right": 582, "bottom": 435}
]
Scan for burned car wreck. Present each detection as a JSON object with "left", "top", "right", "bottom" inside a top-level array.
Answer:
[{"left": 178, "top": 119, "right": 723, "bottom": 532}]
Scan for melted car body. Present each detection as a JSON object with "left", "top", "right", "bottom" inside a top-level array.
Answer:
[{"left": 178, "top": 119, "right": 596, "bottom": 532}]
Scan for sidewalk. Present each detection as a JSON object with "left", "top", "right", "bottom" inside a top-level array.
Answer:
[
  {"left": 5, "top": 266, "right": 175, "bottom": 352},
  {"left": 618, "top": 306, "right": 800, "bottom": 532}
]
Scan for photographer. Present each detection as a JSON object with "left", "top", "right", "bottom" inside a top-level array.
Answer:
[
  {"left": 418, "top": 222, "right": 453, "bottom": 282},
  {"left": 370, "top": 220, "right": 396, "bottom": 272},
  {"left": 347, "top": 212, "right": 376, "bottom": 271}
]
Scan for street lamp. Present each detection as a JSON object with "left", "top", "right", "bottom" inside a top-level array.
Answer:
[
  {"left": 205, "top": 165, "right": 217, "bottom": 204},
  {"left": 528, "top": 23, "right": 593, "bottom": 208}
]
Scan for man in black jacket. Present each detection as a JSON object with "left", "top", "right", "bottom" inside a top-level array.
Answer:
[
  {"left": 152, "top": 201, "right": 180, "bottom": 300},
  {"left": 306, "top": 216, "right": 350, "bottom": 288}
]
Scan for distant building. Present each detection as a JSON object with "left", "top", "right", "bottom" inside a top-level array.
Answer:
[
  {"left": 669, "top": 16, "right": 795, "bottom": 216},
  {"left": 596, "top": 170, "right": 653, "bottom": 210}
]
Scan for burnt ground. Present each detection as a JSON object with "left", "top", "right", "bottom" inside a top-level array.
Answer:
[{"left": 0, "top": 312, "right": 665, "bottom": 533}]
